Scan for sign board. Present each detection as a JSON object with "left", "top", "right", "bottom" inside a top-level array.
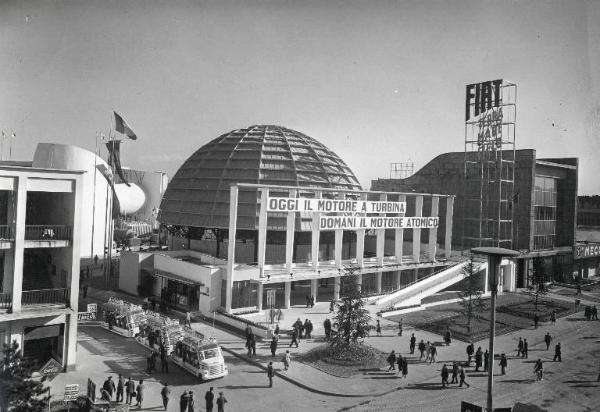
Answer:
[
  {"left": 87, "top": 303, "right": 98, "bottom": 313},
  {"left": 319, "top": 216, "right": 438, "bottom": 230},
  {"left": 574, "top": 243, "right": 600, "bottom": 260},
  {"left": 465, "top": 79, "right": 503, "bottom": 121},
  {"left": 78, "top": 311, "right": 97, "bottom": 321},
  {"left": 267, "top": 198, "right": 406, "bottom": 214},
  {"left": 39, "top": 358, "right": 62, "bottom": 376},
  {"left": 461, "top": 401, "right": 483, "bottom": 412},
  {"left": 266, "top": 289, "right": 276, "bottom": 307},
  {"left": 64, "top": 384, "right": 79, "bottom": 401}
]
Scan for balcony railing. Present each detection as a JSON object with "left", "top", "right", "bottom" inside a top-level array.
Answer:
[
  {"left": 0, "top": 292, "right": 11, "bottom": 310},
  {"left": 0, "top": 225, "right": 12, "bottom": 240},
  {"left": 22, "top": 288, "right": 70, "bottom": 306},
  {"left": 25, "top": 225, "right": 72, "bottom": 241}
]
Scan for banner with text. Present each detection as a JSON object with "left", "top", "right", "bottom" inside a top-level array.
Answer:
[
  {"left": 267, "top": 197, "right": 406, "bottom": 214},
  {"left": 319, "top": 216, "right": 438, "bottom": 230}
]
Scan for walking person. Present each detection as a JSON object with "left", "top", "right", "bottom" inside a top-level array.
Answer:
[
  {"left": 475, "top": 347, "right": 483, "bottom": 372},
  {"left": 125, "top": 377, "right": 136, "bottom": 405},
  {"left": 534, "top": 359, "right": 544, "bottom": 381},
  {"left": 187, "top": 391, "right": 195, "bottom": 412},
  {"left": 216, "top": 392, "right": 228, "bottom": 412},
  {"left": 550, "top": 310, "right": 556, "bottom": 324},
  {"left": 387, "top": 350, "right": 397, "bottom": 371},
  {"left": 401, "top": 356, "right": 408, "bottom": 379},
  {"left": 484, "top": 349, "right": 489, "bottom": 372},
  {"left": 425, "top": 341, "right": 431, "bottom": 362},
  {"left": 459, "top": 366, "right": 470, "bottom": 387},
  {"left": 500, "top": 353, "right": 508, "bottom": 375},
  {"left": 418, "top": 340, "right": 426, "bottom": 361},
  {"left": 116, "top": 375, "right": 124, "bottom": 403},
  {"left": 396, "top": 354, "right": 403, "bottom": 375},
  {"left": 135, "top": 379, "right": 145, "bottom": 408},
  {"left": 409, "top": 333, "right": 416, "bottom": 354},
  {"left": 544, "top": 332, "right": 552, "bottom": 350},
  {"left": 305, "top": 319, "right": 313, "bottom": 339},
  {"left": 444, "top": 327, "right": 452, "bottom": 346},
  {"left": 160, "top": 383, "right": 171, "bottom": 411},
  {"left": 270, "top": 335, "right": 278, "bottom": 357},
  {"left": 451, "top": 362, "right": 458, "bottom": 384},
  {"left": 102, "top": 376, "right": 116, "bottom": 401},
  {"left": 160, "top": 344, "right": 169, "bottom": 373},
  {"left": 283, "top": 350, "right": 291, "bottom": 371},
  {"left": 534, "top": 313, "right": 540, "bottom": 329},
  {"left": 180, "top": 391, "right": 190, "bottom": 412},
  {"left": 553, "top": 342, "right": 562, "bottom": 362},
  {"left": 289, "top": 328, "right": 299, "bottom": 348},
  {"left": 267, "top": 361, "right": 275, "bottom": 387},
  {"left": 441, "top": 364, "right": 449, "bottom": 388},
  {"left": 517, "top": 337, "right": 523, "bottom": 357},
  {"left": 205, "top": 387, "right": 214, "bottom": 412},
  {"left": 324, "top": 318, "right": 332, "bottom": 339},
  {"left": 429, "top": 345, "right": 437, "bottom": 363},
  {"left": 376, "top": 320, "right": 382, "bottom": 337},
  {"left": 523, "top": 339, "right": 529, "bottom": 358},
  {"left": 466, "top": 343, "right": 474, "bottom": 366},
  {"left": 398, "top": 318, "right": 403, "bottom": 336}
]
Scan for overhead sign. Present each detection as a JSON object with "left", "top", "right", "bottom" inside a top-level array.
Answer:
[
  {"left": 319, "top": 216, "right": 438, "bottom": 230},
  {"left": 574, "top": 243, "right": 600, "bottom": 260},
  {"left": 64, "top": 384, "right": 79, "bottom": 401},
  {"left": 267, "top": 197, "right": 406, "bottom": 214},
  {"left": 465, "top": 79, "right": 503, "bottom": 121},
  {"left": 39, "top": 358, "right": 62, "bottom": 376}
]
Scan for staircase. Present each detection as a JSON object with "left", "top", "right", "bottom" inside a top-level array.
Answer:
[{"left": 374, "top": 259, "right": 487, "bottom": 310}]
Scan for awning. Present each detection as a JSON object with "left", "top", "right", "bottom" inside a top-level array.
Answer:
[{"left": 154, "top": 269, "right": 204, "bottom": 286}]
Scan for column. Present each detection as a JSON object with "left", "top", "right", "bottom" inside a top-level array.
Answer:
[
  {"left": 285, "top": 190, "right": 296, "bottom": 274},
  {"left": 257, "top": 282, "right": 264, "bottom": 311},
  {"left": 3, "top": 185, "right": 15, "bottom": 294},
  {"left": 413, "top": 269, "right": 419, "bottom": 283},
  {"left": 333, "top": 277, "right": 340, "bottom": 300},
  {"left": 356, "top": 230, "right": 365, "bottom": 267},
  {"left": 310, "top": 279, "right": 318, "bottom": 302},
  {"left": 376, "top": 194, "right": 387, "bottom": 266},
  {"left": 428, "top": 196, "right": 439, "bottom": 262},
  {"left": 483, "top": 264, "right": 489, "bottom": 293},
  {"left": 393, "top": 271, "right": 400, "bottom": 289},
  {"left": 225, "top": 186, "right": 239, "bottom": 312},
  {"left": 445, "top": 196, "right": 454, "bottom": 258},
  {"left": 68, "top": 175, "right": 83, "bottom": 310},
  {"left": 395, "top": 194, "right": 406, "bottom": 263},
  {"left": 258, "top": 189, "right": 269, "bottom": 277},
  {"left": 311, "top": 191, "right": 321, "bottom": 271},
  {"left": 65, "top": 313, "right": 78, "bottom": 371},
  {"left": 284, "top": 281, "right": 291, "bottom": 309},
  {"left": 11, "top": 176, "right": 27, "bottom": 312},
  {"left": 335, "top": 230, "right": 343, "bottom": 269},
  {"left": 412, "top": 195, "right": 423, "bottom": 263},
  {"left": 376, "top": 272, "right": 382, "bottom": 294}
]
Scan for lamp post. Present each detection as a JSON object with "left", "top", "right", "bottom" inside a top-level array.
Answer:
[{"left": 471, "top": 247, "right": 520, "bottom": 412}]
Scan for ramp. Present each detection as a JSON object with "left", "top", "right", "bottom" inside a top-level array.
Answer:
[{"left": 375, "top": 260, "right": 487, "bottom": 308}]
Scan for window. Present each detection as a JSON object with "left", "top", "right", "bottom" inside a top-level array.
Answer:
[{"left": 533, "top": 176, "right": 558, "bottom": 250}]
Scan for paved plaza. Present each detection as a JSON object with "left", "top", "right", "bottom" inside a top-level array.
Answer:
[{"left": 51, "top": 285, "right": 600, "bottom": 411}]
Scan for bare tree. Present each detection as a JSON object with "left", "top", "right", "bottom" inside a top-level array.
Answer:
[{"left": 458, "top": 258, "right": 486, "bottom": 334}]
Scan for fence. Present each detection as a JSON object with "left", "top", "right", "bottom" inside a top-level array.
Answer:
[{"left": 21, "top": 288, "right": 70, "bottom": 306}]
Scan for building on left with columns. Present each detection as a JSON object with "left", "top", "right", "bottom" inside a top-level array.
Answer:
[{"left": 0, "top": 163, "right": 84, "bottom": 372}]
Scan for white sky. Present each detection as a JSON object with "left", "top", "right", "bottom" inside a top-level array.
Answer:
[{"left": 1, "top": 0, "right": 599, "bottom": 194}]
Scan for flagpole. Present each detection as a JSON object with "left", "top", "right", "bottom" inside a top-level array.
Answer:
[
  {"left": 90, "top": 132, "right": 98, "bottom": 262},
  {"left": 9, "top": 131, "right": 14, "bottom": 160}
]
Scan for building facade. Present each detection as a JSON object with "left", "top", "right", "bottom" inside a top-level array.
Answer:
[{"left": 0, "top": 165, "right": 83, "bottom": 372}]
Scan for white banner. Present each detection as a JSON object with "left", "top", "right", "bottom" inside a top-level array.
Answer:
[
  {"left": 267, "top": 197, "right": 406, "bottom": 213},
  {"left": 319, "top": 216, "right": 439, "bottom": 230}
]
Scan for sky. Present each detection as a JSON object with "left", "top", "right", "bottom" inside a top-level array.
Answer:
[{"left": 1, "top": 0, "right": 599, "bottom": 194}]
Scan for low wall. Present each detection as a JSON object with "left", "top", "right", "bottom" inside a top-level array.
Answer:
[{"left": 212, "top": 311, "right": 272, "bottom": 339}]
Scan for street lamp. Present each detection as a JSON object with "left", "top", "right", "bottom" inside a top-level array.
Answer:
[{"left": 471, "top": 247, "right": 520, "bottom": 412}]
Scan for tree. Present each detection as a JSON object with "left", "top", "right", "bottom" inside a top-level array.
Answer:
[
  {"left": 331, "top": 266, "right": 372, "bottom": 346},
  {"left": 0, "top": 341, "right": 50, "bottom": 412},
  {"left": 458, "top": 258, "right": 486, "bottom": 334},
  {"left": 528, "top": 258, "right": 547, "bottom": 311}
]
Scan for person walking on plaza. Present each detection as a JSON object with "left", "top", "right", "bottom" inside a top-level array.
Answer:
[
  {"left": 466, "top": 343, "right": 474, "bottom": 366},
  {"left": 246, "top": 333, "right": 256, "bottom": 356},
  {"left": 534, "top": 359, "right": 544, "bottom": 381},
  {"left": 270, "top": 335, "right": 278, "bottom": 357},
  {"left": 554, "top": 342, "right": 562, "bottom": 362},
  {"left": 398, "top": 318, "right": 403, "bottom": 336},
  {"left": 484, "top": 349, "right": 489, "bottom": 372},
  {"left": 401, "top": 357, "right": 408, "bottom": 379},
  {"left": 429, "top": 344, "right": 437, "bottom": 363},
  {"left": 418, "top": 340, "right": 426, "bottom": 361},
  {"left": 310, "top": 295, "right": 315, "bottom": 308},
  {"left": 180, "top": 391, "right": 190, "bottom": 412},
  {"left": 283, "top": 350, "right": 291, "bottom": 371},
  {"left": 451, "top": 362, "right": 459, "bottom": 384},
  {"left": 102, "top": 376, "right": 116, "bottom": 400},
  {"left": 160, "top": 344, "right": 169, "bottom": 373},
  {"left": 441, "top": 364, "right": 449, "bottom": 388},
  {"left": 205, "top": 387, "right": 214, "bottom": 412},
  {"left": 522, "top": 339, "right": 529, "bottom": 358},
  {"left": 534, "top": 313, "right": 540, "bottom": 329},
  {"left": 376, "top": 320, "right": 382, "bottom": 337},
  {"left": 475, "top": 347, "right": 483, "bottom": 371},
  {"left": 160, "top": 383, "right": 171, "bottom": 411},
  {"left": 116, "top": 374, "right": 124, "bottom": 403},
  {"left": 267, "top": 361, "right": 275, "bottom": 387},
  {"left": 593, "top": 305, "right": 598, "bottom": 320},
  {"left": 425, "top": 341, "right": 431, "bottom": 362},
  {"left": 409, "top": 333, "right": 416, "bottom": 354},
  {"left": 544, "top": 332, "right": 552, "bottom": 350},
  {"left": 396, "top": 354, "right": 403, "bottom": 375},
  {"left": 517, "top": 337, "right": 524, "bottom": 357},
  {"left": 305, "top": 319, "right": 313, "bottom": 339},
  {"left": 187, "top": 391, "right": 195, "bottom": 412},
  {"left": 245, "top": 325, "right": 253, "bottom": 341},
  {"left": 550, "top": 310, "right": 556, "bottom": 324},
  {"left": 136, "top": 379, "right": 145, "bottom": 408},
  {"left": 216, "top": 392, "right": 227, "bottom": 412},
  {"left": 444, "top": 328, "right": 452, "bottom": 346},
  {"left": 290, "top": 328, "right": 299, "bottom": 348},
  {"left": 459, "top": 366, "right": 470, "bottom": 388},
  {"left": 185, "top": 311, "right": 192, "bottom": 328},
  {"left": 324, "top": 318, "right": 332, "bottom": 339},
  {"left": 500, "top": 353, "right": 508, "bottom": 375},
  {"left": 387, "top": 350, "right": 397, "bottom": 371},
  {"left": 125, "top": 377, "right": 135, "bottom": 405},
  {"left": 293, "top": 318, "right": 303, "bottom": 339}
]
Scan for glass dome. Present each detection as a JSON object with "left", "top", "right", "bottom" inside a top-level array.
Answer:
[{"left": 159, "top": 125, "right": 362, "bottom": 229}]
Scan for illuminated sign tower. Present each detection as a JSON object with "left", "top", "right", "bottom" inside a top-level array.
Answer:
[{"left": 464, "top": 79, "right": 517, "bottom": 248}]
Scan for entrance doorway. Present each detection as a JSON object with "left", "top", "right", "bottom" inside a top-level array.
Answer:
[{"left": 23, "top": 324, "right": 64, "bottom": 369}]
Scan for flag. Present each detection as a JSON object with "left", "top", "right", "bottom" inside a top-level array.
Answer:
[
  {"left": 113, "top": 111, "right": 137, "bottom": 140},
  {"left": 105, "top": 140, "right": 131, "bottom": 187}
]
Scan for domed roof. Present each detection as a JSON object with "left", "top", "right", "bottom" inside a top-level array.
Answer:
[{"left": 159, "top": 125, "right": 362, "bottom": 229}]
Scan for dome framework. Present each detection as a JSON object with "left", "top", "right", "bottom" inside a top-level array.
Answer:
[{"left": 159, "top": 125, "right": 362, "bottom": 230}]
